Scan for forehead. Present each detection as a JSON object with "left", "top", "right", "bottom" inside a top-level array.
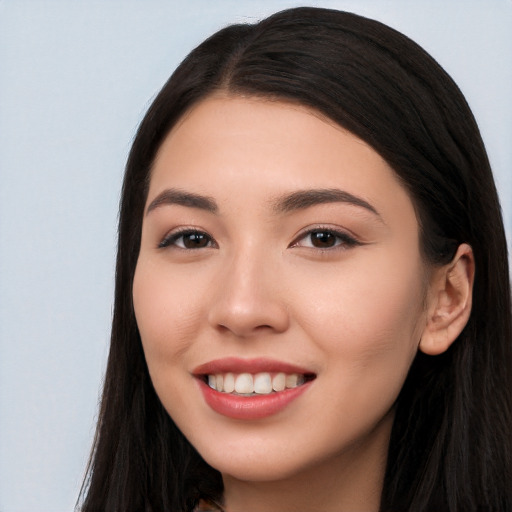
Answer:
[{"left": 148, "top": 95, "right": 416, "bottom": 226}]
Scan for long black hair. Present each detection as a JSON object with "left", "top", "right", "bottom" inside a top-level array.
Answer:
[{"left": 79, "top": 7, "right": 511, "bottom": 512}]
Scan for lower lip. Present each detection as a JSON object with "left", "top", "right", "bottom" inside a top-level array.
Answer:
[{"left": 198, "top": 379, "right": 312, "bottom": 420}]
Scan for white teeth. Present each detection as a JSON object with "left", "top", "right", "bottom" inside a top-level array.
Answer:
[
  {"left": 286, "top": 374, "right": 301, "bottom": 388},
  {"left": 235, "top": 373, "right": 253, "bottom": 394},
  {"left": 272, "top": 372, "right": 286, "bottom": 392},
  {"left": 207, "top": 371, "right": 307, "bottom": 394},
  {"left": 223, "top": 372, "right": 235, "bottom": 393},
  {"left": 254, "top": 373, "right": 272, "bottom": 394}
]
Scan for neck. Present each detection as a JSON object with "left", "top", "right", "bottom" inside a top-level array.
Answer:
[{"left": 221, "top": 412, "right": 392, "bottom": 512}]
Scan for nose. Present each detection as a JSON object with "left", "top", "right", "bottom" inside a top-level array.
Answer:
[{"left": 207, "top": 248, "right": 290, "bottom": 338}]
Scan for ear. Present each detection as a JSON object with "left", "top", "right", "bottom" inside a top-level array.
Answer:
[{"left": 419, "top": 243, "right": 475, "bottom": 356}]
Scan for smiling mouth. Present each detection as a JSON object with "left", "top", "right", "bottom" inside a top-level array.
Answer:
[{"left": 202, "top": 372, "right": 316, "bottom": 396}]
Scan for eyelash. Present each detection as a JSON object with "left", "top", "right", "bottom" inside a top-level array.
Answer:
[
  {"left": 158, "top": 228, "right": 217, "bottom": 249},
  {"left": 290, "top": 226, "right": 361, "bottom": 251},
  {"left": 158, "top": 226, "right": 361, "bottom": 251}
]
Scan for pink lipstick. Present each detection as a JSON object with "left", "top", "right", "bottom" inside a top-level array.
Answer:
[{"left": 193, "top": 358, "right": 315, "bottom": 420}]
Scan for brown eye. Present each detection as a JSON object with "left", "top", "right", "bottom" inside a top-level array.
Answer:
[
  {"left": 310, "top": 231, "right": 337, "bottom": 248},
  {"left": 291, "top": 228, "right": 361, "bottom": 250},
  {"left": 181, "top": 232, "right": 210, "bottom": 248},
  {"left": 159, "top": 230, "right": 215, "bottom": 249}
]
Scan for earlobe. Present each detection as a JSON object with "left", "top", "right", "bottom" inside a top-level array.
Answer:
[{"left": 419, "top": 243, "right": 475, "bottom": 356}]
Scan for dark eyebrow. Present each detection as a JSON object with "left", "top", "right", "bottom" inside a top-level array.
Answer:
[
  {"left": 272, "top": 188, "right": 380, "bottom": 216},
  {"left": 146, "top": 188, "right": 218, "bottom": 215}
]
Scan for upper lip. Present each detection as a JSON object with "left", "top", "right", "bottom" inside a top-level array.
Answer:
[{"left": 192, "top": 357, "right": 315, "bottom": 376}]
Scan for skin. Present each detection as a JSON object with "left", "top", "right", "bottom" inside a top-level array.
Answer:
[{"left": 132, "top": 95, "right": 473, "bottom": 512}]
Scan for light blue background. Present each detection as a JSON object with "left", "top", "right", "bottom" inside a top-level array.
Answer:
[{"left": 0, "top": 1, "right": 510, "bottom": 511}]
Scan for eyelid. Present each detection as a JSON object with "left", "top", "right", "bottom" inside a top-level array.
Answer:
[
  {"left": 158, "top": 227, "right": 217, "bottom": 249},
  {"left": 289, "top": 225, "right": 362, "bottom": 249},
  {"left": 157, "top": 224, "right": 361, "bottom": 251}
]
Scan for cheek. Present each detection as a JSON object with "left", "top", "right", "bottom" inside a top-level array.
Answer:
[
  {"left": 132, "top": 261, "right": 204, "bottom": 364},
  {"left": 286, "top": 258, "right": 426, "bottom": 449},
  {"left": 291, "top": 250, "right": 426, "bottom": 374}
]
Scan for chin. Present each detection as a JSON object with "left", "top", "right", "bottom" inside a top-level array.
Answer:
[
  {"left": 195, "top": 437, "right": 332, "bottom": 484},
  {"left": 207, "top": 455, "right": 304, "bottom": 483}
]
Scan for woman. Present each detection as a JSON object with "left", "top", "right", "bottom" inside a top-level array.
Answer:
[{"left": 79, "top": 7, "right": 511, "bottom": 512}]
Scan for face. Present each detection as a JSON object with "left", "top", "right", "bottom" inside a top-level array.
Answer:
[{"left": 133, "top": 95, "right": 430, "bottom": 484}]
